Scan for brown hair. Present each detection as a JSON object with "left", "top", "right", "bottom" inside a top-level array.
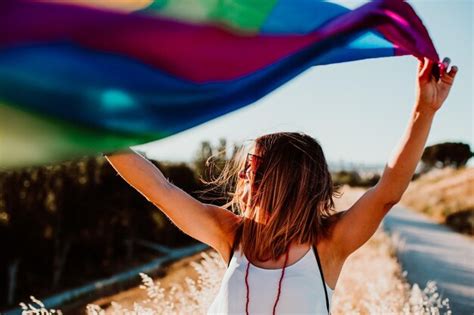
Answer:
[{"left": 198, "top": 131, "right": 342, "bottom": 262}]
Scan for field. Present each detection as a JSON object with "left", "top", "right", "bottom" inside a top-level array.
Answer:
[
  {"left": 400, "top": 167, "right": 474, "bottom": 235},
  {"left": 52, "top": 186, "right": 449, "bottom": 314}
]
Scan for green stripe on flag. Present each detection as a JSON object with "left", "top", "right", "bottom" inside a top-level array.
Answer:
[
  {"left": 141, "top": 0, "right": 278, "bottom": 32},
  {"left": 0, "top": 103, "right": 167, "bottom": 170}
]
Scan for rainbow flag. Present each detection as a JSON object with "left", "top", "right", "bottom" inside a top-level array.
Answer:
[{"left": 0, "top": 0, "right": 439, "bottom": 169}]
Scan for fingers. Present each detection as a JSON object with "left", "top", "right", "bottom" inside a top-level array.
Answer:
[
  {"left": 431, "top": 61, "right": 441, "bottom": 81},
  {"left": 440, "top": 63, "right": 458, "bottom": 86},
  {"left": 436, "top": 56, "right": 458, "bottom": 86},
  {"left": 441, "top": 57, "right": 450, "bottom": 68},
  {"left": 447, "top": 65, "right": 458, "bottom": 76},
  {"left": 429, "top": 56, "right": 451, "bottom": 81},
  {"left": 439, "top": 57, "right": 450, "bottom": 77},
  {"left": 419, "top": 56, "right": 458, "bottom": 85},
  {"left": 419, "top": 57, "right": 433, "bottom": 81},
  {"left": 417, "top": 56, "right": 425, "bottom": 72}
]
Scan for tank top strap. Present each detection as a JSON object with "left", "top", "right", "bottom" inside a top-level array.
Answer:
[
  {"left": 227, "top": 223, "right": 243, "bottom": 268},
  {"left": 312, "top": 243, "right": 330, "bottom": 314}
]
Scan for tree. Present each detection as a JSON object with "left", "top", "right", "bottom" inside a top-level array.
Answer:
[
  {"left": 192, "top": 138, "right": 228, "bottom": 181},
  {"left": 421, "top": 142, "right": 473, "bottom": 172}
]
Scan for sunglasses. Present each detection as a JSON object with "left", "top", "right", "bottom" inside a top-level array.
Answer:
[{"left": 239, "top": 153, "right": 262, "bottom": 180}]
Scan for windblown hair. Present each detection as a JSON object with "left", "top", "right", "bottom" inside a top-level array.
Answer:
[{"left": 198, "top": 131, "right": 342, "bottom": 263}]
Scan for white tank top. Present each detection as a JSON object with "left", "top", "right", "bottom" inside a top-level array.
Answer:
[{"left": 207, "top": 244, "right": 333, "bottom": 314}]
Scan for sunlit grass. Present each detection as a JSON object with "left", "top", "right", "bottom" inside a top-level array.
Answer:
[
  {"left": 20, "top": 228, "right": 451, "bottom": 314},
  {"left": 400, "top": 167, "right": 474, "bottom": 235}
]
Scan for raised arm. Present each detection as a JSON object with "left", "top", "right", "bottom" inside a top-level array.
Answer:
[
  {"left": 104, "top": 148, "right": 239, "bottom": 257},
  {"left": 329, "top": 57, "right": 458, "bottom": 258}
]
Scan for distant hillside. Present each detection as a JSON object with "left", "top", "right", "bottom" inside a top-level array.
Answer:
[{"left": 399, "top": 167, "right": 474, "bottom": 235}]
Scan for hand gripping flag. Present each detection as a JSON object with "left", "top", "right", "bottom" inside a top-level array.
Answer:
[{"left": 0, "top": 0, "right": 439, "bottom": 169}]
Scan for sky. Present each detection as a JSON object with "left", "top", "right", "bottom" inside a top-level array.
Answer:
[{"left": 135, "top": 0, "right": 473, "bottom": 168}]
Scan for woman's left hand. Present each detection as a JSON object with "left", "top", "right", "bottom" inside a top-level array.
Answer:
[{"left": 415, "top": 56, "right": 458, "bottom": 113}]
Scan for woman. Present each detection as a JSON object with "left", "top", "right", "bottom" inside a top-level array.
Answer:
[{"left": 105, "top": 57, "right": 458, "bottom": 314}]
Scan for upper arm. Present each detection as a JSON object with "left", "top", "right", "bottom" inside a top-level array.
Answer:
[
  {"left": 329, "top": 185, "right": 399, "bottom": 259},
  {"left": 150, "top": 183, "right": 239, "bottom": 255}
]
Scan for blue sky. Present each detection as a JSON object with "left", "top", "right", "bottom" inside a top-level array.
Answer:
[{"left": 136, "top": 0, "right": 473, "bottom": 167}]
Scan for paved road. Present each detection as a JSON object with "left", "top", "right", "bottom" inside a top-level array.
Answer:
[{"left": 383, "top": 206, "right": 474, "bottom": 315}]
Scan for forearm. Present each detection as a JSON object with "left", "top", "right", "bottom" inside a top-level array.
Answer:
[
  {"left": 104, "top": 148, "right": 172, "bottom": 203},
  {"left": 377, "top": 104, "right": 436, "bottom": 203}
]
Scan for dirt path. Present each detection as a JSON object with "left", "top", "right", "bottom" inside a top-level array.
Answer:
[{"left": 383, "top": 205, "right": 474, "bottom": 315}]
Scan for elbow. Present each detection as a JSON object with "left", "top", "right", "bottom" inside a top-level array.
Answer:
[
  {"left": 383, "top": 197, "right": 401, "bottom": 211},
  {"left": 383, "top": 190, "right": 402, "bottom": 205},
  {"left": 372, "top": 186, "right": 402, "bottom": 211},
  {"left": 373, "top": 181, "right": 403, "bottom": 208},
  {"left": 385, "top": 192, "right": 402, "bottom": 206}
]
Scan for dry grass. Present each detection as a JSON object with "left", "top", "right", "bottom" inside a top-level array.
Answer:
[
  {"left": 400, "top": 167, "right": 474, "bottom": 234},
  {"left": 20, "top": 227, "right": 451, "bottom": 314},
  {"left": 18, "top": 185, "right": 453, "bottom": 314}
]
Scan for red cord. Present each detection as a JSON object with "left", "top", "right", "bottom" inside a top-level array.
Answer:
[
  {"left": 245, "top": 260, "right": 250, "bottom": 314},
  {"left": 273, "top": 250, "right": 289, "bottom": 315},
  {"left": 245, "top": 246, "right": 290, "bottom": 315}
]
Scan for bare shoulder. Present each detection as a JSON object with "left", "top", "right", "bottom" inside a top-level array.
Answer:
[{"left": 206, "top": 204, "right": 242, "bottom": 264}]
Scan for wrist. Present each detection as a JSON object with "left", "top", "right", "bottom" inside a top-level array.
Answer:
[
  {"left": 413, "top": 103, "right": 437, "bottom": 116},
  {"left": 102, "top": 147, "right": 134, "bottom": 157}
]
